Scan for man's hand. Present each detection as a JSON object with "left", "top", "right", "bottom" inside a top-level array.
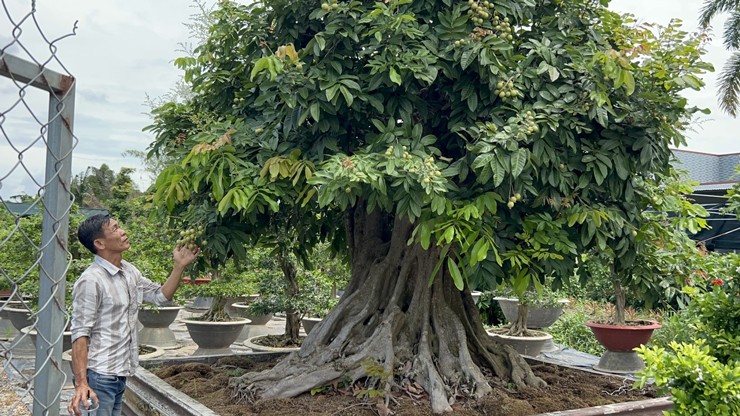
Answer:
[
  {"left": 173, "top": 243, "right": 201, "bottom": 269},
  {"left": 68, "top": 384, "right": 97, "bottom": 416}
]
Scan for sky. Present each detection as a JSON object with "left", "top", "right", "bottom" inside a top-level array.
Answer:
[{"left": 0, "top": 0, "right": 738, "bottom": 199}]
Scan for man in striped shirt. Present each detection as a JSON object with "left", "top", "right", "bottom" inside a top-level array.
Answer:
[{"left": 67, "top": 214, "right": 200, "bottom": 416}]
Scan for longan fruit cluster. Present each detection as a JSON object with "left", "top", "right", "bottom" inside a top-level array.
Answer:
[
  {"left": 468, "top": 0, "right": 493, "bottom": 25},
  {"left": 177, "top": 225, "right": 205, "bottom": 251},
  {"left": 522, "top": 110, "right": 539, "bottom": 135},
  {"left": 506, "top": 193, "right": 522, "bottom": 209},
  {"left": 494, "top": 79, "right": 520, "bottom": 100},
  {"left": 320, "top": 0, "right": 339, "bottom": 11}
]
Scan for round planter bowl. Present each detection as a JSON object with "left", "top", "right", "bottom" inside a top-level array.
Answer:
[
  {"left": 229, "top": 302, "right": 273, "bottom": 325},
  {"left": 180, "top": 318, "right": 249, "bottom": 356},
  {"left": 494, "top": 297, "right": 569, "bottom": 329},
  {"left": 585, "top": 320, "right": 661, "bottom": 352},
  {"left": 488, "top": 328, "right": 552, "bottom": 357},
  {"left": 301, "top": 317, "right": 322, "bottom": 335},
  {"left": 21, "top": 326, "right": 73, "bottom": 351},
  {"left": 243, "top": 335, "right": 301, "bottom": 353},
  {"left": 2, "top": 305, "right": 33, "bottom": 331},
  {"left": 138, "top": 306, "right": 183, "bottom": 349}
]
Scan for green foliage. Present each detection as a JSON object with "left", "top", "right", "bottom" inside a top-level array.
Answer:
[
  {"left": 637, "top": 342, "right": 740, "bottom": 416},
  {"left": 637, "top": 281, "right": 740, "bottom": 415},
  {"left": 547, "top": 304, "right": 605, "bottom": 356},
  {"left": 147, "top": 0, "right": 711, "bottom": 309},
  {"left": 699, "top": 0, "right": 740, "bottom": 116},
  {"left": 474, "top": 290, "right": 505, "bottom": 326},
  {"left": 726, "top": 164, "right": 740, "bottom": 217},
  {"left": 574, "top": 170, "right": 709, "bottom": 323},
  {"left": 0, "top": 204, "right": 90, "bottom": 309},
  {"left": 356, "top": 358, "right": 393, "bottom": 399},
  {"left": 649, "top": 308, "right": 697, "bottom": 350},
  {"left": 685, "top": 286, "right": 740, "bottom": 364},
  {"left": 71, "top": 164, "right": 141, "bottom": 221},
  {"left": 245, "top": 246, "right": 348, "bottom": 318}
]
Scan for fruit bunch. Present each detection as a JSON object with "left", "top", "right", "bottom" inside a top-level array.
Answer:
[
  {"left": 506, "top": 193, "right": 522, "bottom": 209},
  {"left": 491, "top": 15, "right": 513, "bottom": 41},
  {"left": 177, "top": 225, "right": 205, "bottom": 251},
  {"left": 494, "top": 79, "right": 520, "bottom": 100},
  {"left": 467, "top": 0, "right": 493, "bottom": 25},
  {"left": 320, "top": 0, "right": 339, "bottom": 11},
  {"left": 521, "top": 110, "right": 539, "bottom": 137}
]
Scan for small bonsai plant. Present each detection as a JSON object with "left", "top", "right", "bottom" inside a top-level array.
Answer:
[
  {"left": 582, "top": 172, "right": 708, "bottom": 326},
  {"left": 245, "top": 246, "right": 348, "bottom": 344}
]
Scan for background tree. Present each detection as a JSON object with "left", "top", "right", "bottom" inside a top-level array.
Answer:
[
  {"left": 70, "top": 164, "right": 142, "bottom": 221},
  {"left": 700, "top": 0, "right": 740, "bottom": 116},
  {"left": 147, "top": 0, "right": 710, "bottom": 412}
]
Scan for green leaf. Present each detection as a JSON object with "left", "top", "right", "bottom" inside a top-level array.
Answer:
[
  {"left": 428, "top": 245, "right": 450, "bottom": 287},
  {"left": 339, "top": 85, "right": 354, "bottom": 107},
  {"left": 389, "top": 67, "right": 402, "bottom": 86},
  {"left": 511, "top": 149, "right": 528, "bottom": 178},
  {"left": 461, "top": 49, "right": 475, "bottom": 70},
  {"left": 310, "top": 103, "right": 321, "bottom": 122},
  {"left": 448, "top": 257, "right": 464, "bottom": 291},
  {"left": 250, "top": 57, "right": 271, "bottom": 81},
  {"left": 467, "top": 93, "right": 478, "bottom": 112}
]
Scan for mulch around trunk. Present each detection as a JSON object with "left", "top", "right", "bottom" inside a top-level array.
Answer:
[{"left": 151, "top": 355, "right": 660, "bottom": 416}]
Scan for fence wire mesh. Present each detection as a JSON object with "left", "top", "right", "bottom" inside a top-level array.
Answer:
[{"left": 1, "top": 1, "right": 78, "bottom": 415}]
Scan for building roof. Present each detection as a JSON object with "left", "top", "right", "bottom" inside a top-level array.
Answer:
[{"left": 672, "top": 149, "right": 740, "bottom": 190}]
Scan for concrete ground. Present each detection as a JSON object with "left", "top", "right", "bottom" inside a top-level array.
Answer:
[
  {"left": 0, "top": 309, "right": 289, "bottom": 416},
  {"left": 0, "top": 310, "right": 604, "bottom": 416}
]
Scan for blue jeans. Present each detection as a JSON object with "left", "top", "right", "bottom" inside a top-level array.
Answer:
[{"left": 84, "top": 370, "right": 127, "bottom": 416}]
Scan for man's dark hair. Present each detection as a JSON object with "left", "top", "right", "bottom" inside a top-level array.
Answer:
[{"left": 77, "top": 214, "right": 111, "bottom": 254}]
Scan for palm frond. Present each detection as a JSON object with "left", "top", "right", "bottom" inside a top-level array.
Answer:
[
  {"left": 722, "top": 10, "right": 740, "bottom": 50},
  {"left": 717, "top": 51, "right": 740, "bottom": 117},
  {"left": 700, "top": 0, "right": 740, "bottom": 28}
]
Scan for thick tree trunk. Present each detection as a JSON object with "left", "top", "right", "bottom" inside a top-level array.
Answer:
[
  {"left": 230, "top": 206, "right": 544, "bottom": 413},
  {"left": 278, "top": 254, "right": 301, "bottom": 341}
]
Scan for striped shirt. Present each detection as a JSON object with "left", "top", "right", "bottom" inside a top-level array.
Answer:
[{"left": 70, "top": 255, "right": 170, "bottom": 377}]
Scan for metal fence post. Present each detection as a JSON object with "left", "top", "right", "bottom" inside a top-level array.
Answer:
[{"left": 33, "top": 81, "right": 76, "bottom": 416}]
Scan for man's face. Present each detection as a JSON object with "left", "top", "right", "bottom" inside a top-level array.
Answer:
[{"left": 95, "top": 219, "right": 130, "bottom": 253}]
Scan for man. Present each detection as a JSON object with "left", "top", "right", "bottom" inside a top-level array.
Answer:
[{"left": 67, "top": 214, "right": 200, "bottom": 416}]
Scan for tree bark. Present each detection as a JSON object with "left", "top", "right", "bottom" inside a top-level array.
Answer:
[
  {"left": 508, "top": 302, "right": 530, "bottom": 336},
  {"left": 230, "top": 206, "right": 544, "bottom": 413},
  {"left": 612, "top": 279, "right": 626, "bottom": 326},
  {"left": 278, "top": 254, "right": 301, "bottom": 341}
]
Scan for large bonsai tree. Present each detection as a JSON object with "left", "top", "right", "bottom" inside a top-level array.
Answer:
[{"left": 146, "top": 0, "right": 710, "bottom": 412}]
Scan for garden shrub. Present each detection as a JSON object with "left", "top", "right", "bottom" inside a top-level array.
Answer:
[
  {"left": 547, "top": 304, "right": 604, "bottom": 356},
  {"left": 649, "top": 308, "right": 697, "bottom": 350},
  {"left": 637, "top": 283, "right": 740, "bottom": 415},
  {"left": 637, "top": 342, "right": 740, "bottom": 416}
]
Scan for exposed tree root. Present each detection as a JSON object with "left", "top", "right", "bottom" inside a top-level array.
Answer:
[{"left": 229, "top": 208, "right": 544, "bottom": 414}]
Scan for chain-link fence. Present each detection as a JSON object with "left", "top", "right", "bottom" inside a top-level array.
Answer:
[{"left": 1, "top": 1, "right": 78, "bottom": 415}]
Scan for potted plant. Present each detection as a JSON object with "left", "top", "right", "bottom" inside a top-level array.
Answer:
[
  {"left": 487, "top": 279, "right": 557, "bottom": 357},
  {"left": 480, "top": 211, "right": 578, "bottom": 357},
  {"left": 583, "top": 172, "right": 708, "bottom": 373},
  {"left": 241, "top": 247, "right": 347, "bottom": 350},
  {"left": 493, "top": 285, "right": 569, "bottom": 330}
]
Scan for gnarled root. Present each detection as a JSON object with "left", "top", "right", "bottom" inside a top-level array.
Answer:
[{"left": 229, "top": 213, "right": 544, "bottom": 413}]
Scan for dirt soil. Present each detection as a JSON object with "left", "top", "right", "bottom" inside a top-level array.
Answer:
[{"left": 151, "top": 355, "right": 660, "bottom": 416}]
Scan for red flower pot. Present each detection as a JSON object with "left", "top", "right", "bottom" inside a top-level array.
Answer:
[{"left": 585, "top": 320, "right": 661, "bottom": 352}]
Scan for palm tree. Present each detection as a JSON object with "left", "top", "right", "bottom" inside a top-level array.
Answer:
[{"left": 701, "top": 0, "right": 740, "bottom": 116}]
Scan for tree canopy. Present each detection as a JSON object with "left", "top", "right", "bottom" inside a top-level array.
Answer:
[{"left": 146, "top": 0, "right": 711, "bottom": 412}]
